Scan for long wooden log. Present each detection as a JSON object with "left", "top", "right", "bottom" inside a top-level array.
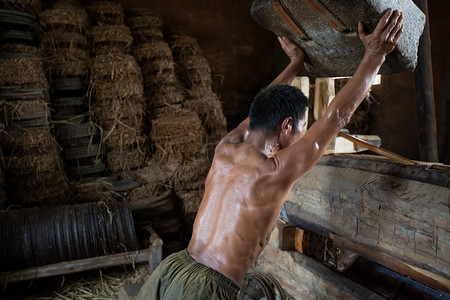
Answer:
[
  {"left": 252, "top": 244, "right": 386, "bottom": 300},
  {"left": 0, "top": 249, "right": 151, "bottom": 284},
  {"left": 285, "top": 155, "right": 450, "bottom": 281}
]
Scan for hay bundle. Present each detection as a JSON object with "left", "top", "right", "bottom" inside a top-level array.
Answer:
[
  {"left": 90, "top": 25, "right": 133, "bottom": 55},
  {"left": 91, "top": 54, "right": 141, "bottom": 82},
  {"left": 171, "top": 35, "right": 202, "bottom": 61},
  {"left": 45, "top": 56, "right": 89, "bottom": 78},
  {"left": 173, "top": 156, "right": 210, "bottom": 192},
  {"left": 90, "top": 25, "right": 133, "bottom": 44},
  {"left": 0, "top": 128, "right": 57, "bottom": 153},
  {"left": 133, "top": 41, "right": 173, "bottom": 63},
  {"left": 45, "top": 46, "right": 90, "bottom": 62},
  {"left": 41, "top": 30, "right": 89, "bottom": 49},
  {"left": 176, "top": 55, "right": 212, "bottom": 89},
  {"left": 145, "top": 84, "right": 184, "bottom": 109},
  {"left": 0, "top": 55, "right": 47, "bottom": 89},
  {"left": 5, "top": 149, "right": 62, "bottom": 176},
  {"left": 148, "top": 103, "right": 183, "bottom": 120},
  {"left": 70, "top": 178, "right": 117, "bottom": 203},
  {"left": 141, "top": 59, "right": 175, "bottom": 76},
  {"left": 8, "top": 178, "right": 68, "bottom": 205},
  {"left": 177, "top": 189, "right": 203, "bottom": 215},
  {"left": 85, "top": 1, "right": 125, "bottom": 25},
  {"left": 102, "top": 124, "right": 146, "bottom": 151},
  {"left": 183, "top": 95, "right": 227, "bottom": 141},
  {"left": 40, "top": 7, "right": 89, "bottom": 33},
  {"left": 0, "top": 44, "right": 38, "bottom": 55},
  {"left": 127, "top": 14, "right": 163, "bottom": 30},
  {"left": 52, "top": 0, "right": 81, "bottom": 9},
  {"left": 107, "top": 148, "right": 146, "bottom": 173},
  {"left": 92, "top": 79, "right": 144, "bottom": 100},
  {"left": 0, "top": 99, "right": 50, "bottom": 126},
  {"left": 0, "top": 0, "right": 41, "bottom": 15},
  {"left": 132, "top": 27, "right": 164, "bottom": 44},
  {"left": 93, "top": 98, "right": 145, "bottom": 130},
  {"left": 150, "top": 110, "right": 205, "bottom": 160}
]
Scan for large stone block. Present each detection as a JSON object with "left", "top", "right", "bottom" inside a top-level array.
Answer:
[{"left": 251, "top": 0, "right": 425, "bottom": 77}]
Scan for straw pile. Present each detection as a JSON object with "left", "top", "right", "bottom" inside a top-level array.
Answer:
[
  {"left": 0, "top": 128, "right": 68, "bottom": 206},
  {"left": 0, "top": 54, "right": 48, "bottom": 90},
  {"left": 150, "top": 109, "right": 205, "bottom": 162},
  {"left": 41, "top": 2, "right": 105, "bottom": 181},
  {"left": 0, "top": 0, "right": 41, "bottom": 15},
  {"left": 40, "top": 6, "right": 89, "bottom": 34},
  {"left": 40, "top": 4, "right": 91, "bottom": 79},
  {"left": 90, "top": 54, "right": 148, "bottom": 174},
  {"left": 89, "top": 24, "right": 133, "bottom": 55},
  {"left": 70, "top": 177, "right": 117, "bottom": 203},
  {"left": 0, "top": 166, "right": 7, "bottom": 209},
  {"left": 171, "top": 35, "right": 228, "bottom": 158},
  {"left": 173, "top": 156, "right": 210, "bottom": 215},
  {"left": 126, "top": 8, "right": 164, "bottom": 44},
  {"left": 0, "top": 44, "right": 38, "bottom": 55},
  {"left": 85, "top": 1, "right": 125, "bottom": 26}
]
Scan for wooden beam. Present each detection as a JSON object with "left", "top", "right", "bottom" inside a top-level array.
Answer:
[
  {"left": 291, "top": 76, "right": 310, "bottom": 131},
  {"left": 0, "top": 249, "right": 151, "bottom": 284},
  {"left": 285, "top": 156, "right": 450, "bottom": 282},
  {"left": 314, "top": 78, "right": 334, "bottom": 120},
  {"left": 330, "top": 233, "right": 450, "bottom": 295},
  {"left": 413, "top": 0, "right": 439, "bottom": 162},
  {"left": 252, "top": 244, "right": 386, "bottom": 300}
]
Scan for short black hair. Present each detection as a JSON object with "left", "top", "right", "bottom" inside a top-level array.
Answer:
[{"left": 249, "top": 84, "right": 310, "bottom": 132}]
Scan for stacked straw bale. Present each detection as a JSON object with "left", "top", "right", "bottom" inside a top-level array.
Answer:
[
  {"left": 171, "top": 35, "right": 227, "bottom": 159},
  {"left": 0, "top": 128, "right": 68, "bottom": 206},
  {"left": 90, "top": 54, "right": 148, "bottom": 174},
  {"left": 87, "top": 1, "right": 132, "bottom": 56},
  {"left": 0, "top": 0, "right": 41, "bottom": 15},
  {"left": 129, "top": 159, "right": 186, "bottom": 257},
  {"left": 0, "top": 167, "right": 6, "bottom": 209},
  {"left": 41, "top": 2, "right": 106, "bottom": 180},
  {"left": 126, "top": 9, "right": 184, "bottom": 117}
]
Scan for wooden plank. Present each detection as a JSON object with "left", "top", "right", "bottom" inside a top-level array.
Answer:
[
  {"left": 0, "top": 249, "right": 151, "bottom": 284},
  {"left": 327, "top": 135, "right": 382, "bottom": 154},
  {"left": 269, "top": 220, "right": 295, "bottom": 251},
  {"left": 291, "top": 76, "right": 310, "bottom": 131},
  {"left": 330, "top": 233, "right": 450, "bottom": 295},
  {"left": 285, "top": 160, "right": 450, "bottom": 281},
  {"left": 314, "top": 78, "right": 334, "bottom": 121},
  {"left": 294, "top": 227, "right": 310, "bottom": 254},
  {"left": 252, "top": 244, "right": 386, "bottom": 300},
  {"left": 317, "top": 154, "right": 449, "bottom": 187}
]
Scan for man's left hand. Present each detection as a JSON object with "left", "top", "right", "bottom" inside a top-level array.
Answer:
[{"left": 277, "top": 36, "right": 305, "bottom": 63}]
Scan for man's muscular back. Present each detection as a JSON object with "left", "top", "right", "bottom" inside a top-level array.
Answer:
[{"left": 187, "top": 132, "right": 294, "bottom": 286}]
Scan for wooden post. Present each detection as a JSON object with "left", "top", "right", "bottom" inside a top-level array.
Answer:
[
  {"left": 314, "top": 78, "right": 335, "bottom": 120},
  {"left": 413, "top": 0, "right": 439, "bottom": 162},
  {"left": 291, "top": 76, "right": 310, "bottom": 131},
  {"left": 143, "top": 225, "right": 163, "bottom": 274}
]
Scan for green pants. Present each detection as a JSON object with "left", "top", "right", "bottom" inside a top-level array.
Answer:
[{"left": 137, "top": 249, "right": 240, "bottom": 300}]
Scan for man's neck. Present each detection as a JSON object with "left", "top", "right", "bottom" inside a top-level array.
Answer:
[{"left": 245, "top": 130, "right": 279, "bottom": 157}]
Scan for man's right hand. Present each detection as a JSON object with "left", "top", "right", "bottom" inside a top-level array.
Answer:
[{"left": 358, "top": 9, "right": 404, "bottom": 58}]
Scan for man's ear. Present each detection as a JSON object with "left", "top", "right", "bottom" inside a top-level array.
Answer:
[{"left": 281, "top": 117, "right": 293, "bottom": 134}]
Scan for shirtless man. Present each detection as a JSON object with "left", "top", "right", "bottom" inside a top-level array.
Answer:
[{"left": 137, "top": 9, "right": 404, "bottom": 300}]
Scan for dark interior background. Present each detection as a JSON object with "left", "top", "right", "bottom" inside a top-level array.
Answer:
[{"left": 80, "top": 0, "right": 449, "bottom": 163}]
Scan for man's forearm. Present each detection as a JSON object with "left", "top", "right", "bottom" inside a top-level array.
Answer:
[
  {"left": 269, "top": 59, "right": 304, "bottom": 86},
  {"left": 327, "top": 52, "right": 385, "bottom": 125}
]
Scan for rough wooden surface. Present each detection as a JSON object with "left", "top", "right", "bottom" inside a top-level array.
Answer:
[
  {"left": 252, "top": 244, "right": 386, "bottom": 300},
  {"left": 285, "top": 156, "right": 450, "bottom": 280}
]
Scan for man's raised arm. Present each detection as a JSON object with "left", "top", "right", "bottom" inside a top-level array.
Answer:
[
  {"left": 277, "top": 9, "right": 404, "bottom": 180},
  {"left": 218, "top": 36, "right": 305, "bottom": 146}
]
